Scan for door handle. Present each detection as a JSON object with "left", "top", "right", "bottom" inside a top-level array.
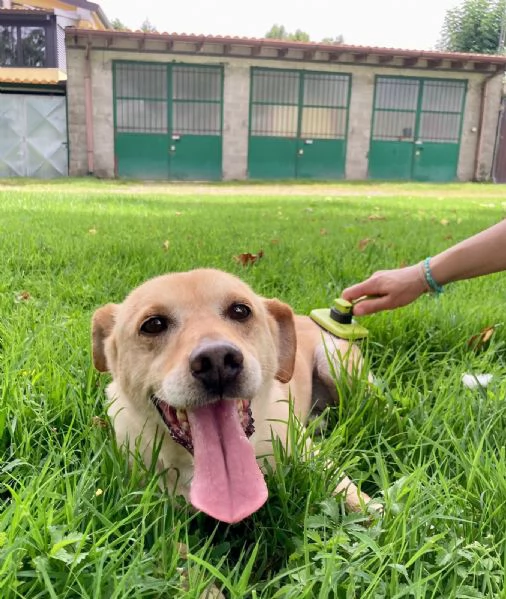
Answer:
[
  {"left": 169, "top": 145, "right": 176, "bottom": 152},
  {"left": 298, "top": 149, "right": 304, "bottom": 156}
]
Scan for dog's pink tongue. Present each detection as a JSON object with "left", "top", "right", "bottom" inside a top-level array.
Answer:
[{"left": 187, "top": 401, "right": 267, "bottom": 524}]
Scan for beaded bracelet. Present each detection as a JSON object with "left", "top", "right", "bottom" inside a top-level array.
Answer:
[{"left": 422, "top": 257, "right": 444, "bottom": 295}]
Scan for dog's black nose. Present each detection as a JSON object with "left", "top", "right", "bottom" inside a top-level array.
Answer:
[{"left": 189, "top": 341, "right": 244, "bottom": 393}]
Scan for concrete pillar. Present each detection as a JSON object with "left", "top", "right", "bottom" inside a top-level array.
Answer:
[
  {"left": 345, "top": 69, "right": 375, "bottom": 180},
  {"left": 222, "top": 63, "right": 250, "bottom": 180}
]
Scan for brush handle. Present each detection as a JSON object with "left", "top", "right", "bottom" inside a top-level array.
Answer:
[{"left": 351, "top": 294, "right": 382, "bottom": 307}]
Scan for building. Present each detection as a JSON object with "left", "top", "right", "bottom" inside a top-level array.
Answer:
[
  {"left": 65, "top": 29, "right": 506, "bottom": 183},
  {"left": 0, "top": 0, "right": 109, "bottom": 177}
]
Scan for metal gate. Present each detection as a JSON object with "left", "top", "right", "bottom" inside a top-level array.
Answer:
[
  {"left": 248, "top": 68, "right": 351, "bottom": 179},
  {"left": 0, "top": 93, "right": 68, "bottom": 178},
  {"left": 368, "top": 76, "right": 467, "bottom": 181},
  {"left": 114, "top": 62, "right": 223, "bottom": 180}
]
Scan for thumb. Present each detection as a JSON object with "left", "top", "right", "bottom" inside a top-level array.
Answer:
[{"left": 342, "top": 278, "right": 379, "bottom": 302}]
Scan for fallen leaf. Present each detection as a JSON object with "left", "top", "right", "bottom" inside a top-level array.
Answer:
[
  {"left": 91, "top": 416, "right": 108, "bottom": 429},
  {"left": 320, "top": 228, "right": 328, "bottom": 236},
  {"left": 88, "top": 227, "right": 97, "bottom": 235},
  {"left": 176, "top": 542, "right": 188, "bottom": 560},
  {"left": 175, "top": 211, "right": 183, "bottom": 216},
  {"left": 467, "top": 325, "right": 496, "bottom": 351},
  {"left": 367, "top": 214, "right": 386, "bottom": 221},
  {"left": 270, "top": 239, "right": 279, "bottom": 245},
  {"left": 234, "top": 250, "right": 264, "bottom": 266},
  {"left": 399, "top": 260, "right": 408, "bottom": 268},
  {"left": 440, "top": 219, "right": 449, "bottom": 226},
  {"left": 95, "top": 488, "right": 103, "bottom": 497},
  {"left": 443, "top": 234, "right": 453, "bottom": 241},
  {"left": 162, "top": 240, "right": 170, "bottom": 251},
  {"left": 358, "top": 238, "right": 373, "bottom": 251},
  {"left": 15, "top": 291, "right": 31, "bottom": 302}
]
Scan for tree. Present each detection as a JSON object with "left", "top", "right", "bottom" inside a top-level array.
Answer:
[
  {"left": 265, "top": 24, "right": 309, "bottom": 41},
  {"left": 438, "top": 0, "right": 506, "bottom": 54},
  {"left": 321, "top": 35, "right": 344, "bottom": 45},
  {"left": 111, "top": 17, "right": 128, "bottom": 31},
  {"left": 265, "top": 24, "right": 343, "bottom": 44},
  {"left": 140, "top": 18, "right": 157, "bottom": 33},
  {"left": 265, "top": 24, "right": 288, "bottom": 39},
  {"left": 290, "top": 29, "right": 310, "bottom": 42}
]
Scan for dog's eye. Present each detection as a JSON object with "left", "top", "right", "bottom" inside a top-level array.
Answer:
[
  {"left": 227, "top": 303, "right": 252, "bottom": 321},
  {"left": 140, "top": 316, "right": 169, "bottom": 335}
]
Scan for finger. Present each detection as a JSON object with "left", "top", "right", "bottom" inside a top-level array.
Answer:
[
  {"left": 342, "top": 279, "right": 379, "bottom": 302},
  {"left": 352, "top": 295, "right": 393, "bottom": 316}
]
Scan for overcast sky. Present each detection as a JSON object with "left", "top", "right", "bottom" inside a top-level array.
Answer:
[{"left": 98, "top": 0, "right": 463, "bottom": 51}]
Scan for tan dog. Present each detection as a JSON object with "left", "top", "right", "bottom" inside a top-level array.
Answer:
[{"left": 92, "top": 269, "right": 377, "bottom": 523}]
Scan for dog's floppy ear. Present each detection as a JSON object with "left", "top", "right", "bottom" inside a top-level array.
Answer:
[
  {"left": 264, "top": 299, "right": 297, "bottom": 383},
  {"left": 91, "top": 303, "right": 117, "bottom": 372}
]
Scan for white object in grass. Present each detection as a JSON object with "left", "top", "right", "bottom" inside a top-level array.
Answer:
[{"left": 462, "top": 373, "right": 493, "bottom": 389}]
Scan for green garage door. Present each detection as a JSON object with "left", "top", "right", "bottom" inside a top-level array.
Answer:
[
  {"left": 248, "top": 68, "right": 351, "bottom": 180},
  {"left": 368, "top": 76, "right": 467, "bottom": 181},
  {"left": 114, "top": 62, "right": 223, "bottom": 180}
]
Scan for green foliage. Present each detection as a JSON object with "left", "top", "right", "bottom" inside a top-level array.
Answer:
[
  {"left": 320, "top": 35, "right": 344, "bottom": 45},
  {"left": 110, "top": 17, "right": 129, "bottom": 31},
  {"left": 439, "top": 0, "right": 506, "bottom": 54},
  {"left": 264, "top": 24, "right": 343, "bottom": 43},
  {"left": 140, "top": 18, "right": 157, "bottom": 33},
  {"left": 0, "top": 180, "right": 505, "bottom": 597}
]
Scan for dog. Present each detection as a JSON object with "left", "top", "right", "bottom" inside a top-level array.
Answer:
[{"left": 92, "top": 268, "right": 378, "bottom": 524}]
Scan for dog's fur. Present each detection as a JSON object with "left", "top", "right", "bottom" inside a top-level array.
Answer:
[{"left": 92, "top": 268, "right": 376, "bottom": 522}]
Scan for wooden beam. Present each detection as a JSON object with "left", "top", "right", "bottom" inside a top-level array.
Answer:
[
  {"left": 378, "top": 55, "right": 394, "bottom": 64},
  {"left": 328, "top": 51, "right": 342, "bottom": 61},
  {"left": 427, "top": 59, "right": 442, "bottom": 69},
  {"left": 403, "top": 57, "right": 419, "bottom": 67},
  {"left": 473, "top": 61, "right": 492, "bottom": 70}
]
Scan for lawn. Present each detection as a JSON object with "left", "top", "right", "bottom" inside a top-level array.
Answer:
[{"left": 1, "top": 180, "right": 505, "bottom": 598}]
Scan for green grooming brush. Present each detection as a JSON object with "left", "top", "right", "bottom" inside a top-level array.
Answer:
[{"left": 310, "top": 297, "right": 370, "bottom": 340}]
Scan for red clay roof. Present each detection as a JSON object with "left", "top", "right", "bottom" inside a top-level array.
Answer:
[{"left": 66, "top": 27, "right": 506, "bottom": 64}]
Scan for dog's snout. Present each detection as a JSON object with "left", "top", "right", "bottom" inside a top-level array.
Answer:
[{"left": 190, "top": 341, "right": 244, "bottom": 392}]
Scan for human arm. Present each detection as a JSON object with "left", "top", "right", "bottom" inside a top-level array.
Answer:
[{"left": 342, "top": 219, "right": 506, "bottom": 316}]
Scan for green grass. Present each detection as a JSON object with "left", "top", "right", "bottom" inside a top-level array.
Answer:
[{"left": 1, "top": 180, "right": 505, "bottom": 598}]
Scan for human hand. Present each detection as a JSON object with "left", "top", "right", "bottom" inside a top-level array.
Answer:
[{"left": 342, "top": 264, "right": 429, "bottom": 316}]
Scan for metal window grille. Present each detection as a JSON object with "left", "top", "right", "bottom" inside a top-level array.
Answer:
[
  {"left": 172, "top": 65, "right": 222, "bottom": 135},
  {"left": 301, "top": 73, "right": 349, "bottom": 139},
  {"left": 115, "top": 63, "right": 168, "bottom": 133},
  {"left": 251, "top": 69, "right": 350, "bottom": 139},
  {"left": 419, "top": 80, "right": 466, "bottom": 143},
  {"left": 251, "top": 70, "right": 299, "bottom": 137},
  {"left": 373, "top": 78, "right": 419, "bottom": 140},
  {"left": 373, "top": 76, "right": 466, "bottom": 143}
]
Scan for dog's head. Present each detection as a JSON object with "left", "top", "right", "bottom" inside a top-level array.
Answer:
[{"left": 92, "top": 268, "right": 297, "bottom": 523}]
